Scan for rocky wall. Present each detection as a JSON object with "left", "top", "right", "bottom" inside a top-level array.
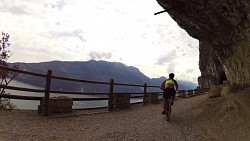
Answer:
[
  {"left": 156, "top": 0, "right": 250, "bottom": 87},
  {"left": 198, "top": 41, "right": 225, "bottom": 88}
]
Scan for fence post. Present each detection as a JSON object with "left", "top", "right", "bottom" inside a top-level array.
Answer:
[
  {"left": 181, "top": 90, "right": 186, "bottom": 98},
  {"left": 108, "top": 79, "right": 114, "bottom": 111},
  {"left": 143, "top": 83, "right": 147, "bottom": 105},
  {"left": 43, "top": 70, "right": 52, "bottom": 116},
  {"left": 188, "top": 89, "right": 193, "bottom": 97}
]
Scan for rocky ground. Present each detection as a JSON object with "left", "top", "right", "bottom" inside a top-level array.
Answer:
[{"left": 0, "top": 89, "right": 249, "bottom": 141}]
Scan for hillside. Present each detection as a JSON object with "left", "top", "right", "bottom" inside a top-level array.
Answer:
[{"left": 10, "top": 60, "right": 197, "bottom": 92}]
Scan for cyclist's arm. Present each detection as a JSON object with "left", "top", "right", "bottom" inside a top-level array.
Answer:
[
  {"left": 160, "top": 80, "right": 166, "bottom": 90},
  {"left": 174, "top": 80, "right": 179, "bottom": 91}
]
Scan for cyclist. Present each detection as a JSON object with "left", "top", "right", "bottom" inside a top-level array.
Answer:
[{"left": 160, "top": 73, "right": 179, "bottom": 114}]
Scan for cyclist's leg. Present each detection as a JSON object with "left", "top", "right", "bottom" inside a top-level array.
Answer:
[
  {"left": 171, "top": 96, "right": 174, "bottom": 105},
  {"left": 162, "top": 90, "right": 167, "bottom": 114},
  {"left": 170, "top": 89, "right": 176, "bottom": 105},
  {"left": 165, "top": 97, "right": 171, "bottom": 121},
  {"left": 163, "top": 98, "right": 166, "bottom": 110},
  {"left": 165, "top": 98, "right": 170, "bottom": 111},
  {"left": 161, "top": 99, "right": 165, "bottom": 114}
]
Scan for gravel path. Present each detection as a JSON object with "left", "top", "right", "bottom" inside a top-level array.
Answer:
[{"left": 0, "top": 95, "right": 212, "bottom": 141}]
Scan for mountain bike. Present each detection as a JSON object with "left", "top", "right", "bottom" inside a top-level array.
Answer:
[{"left": 165, "top": 96, "right": 173, "bottom": 122}]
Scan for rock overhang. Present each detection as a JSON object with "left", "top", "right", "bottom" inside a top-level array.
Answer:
[{"left": 156, "top": 0, "right": 250, "bottom": 87}]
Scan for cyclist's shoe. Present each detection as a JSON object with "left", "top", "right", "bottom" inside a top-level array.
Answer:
[{"left": 161, "top": 110, "right": 166, "bottom": 114}]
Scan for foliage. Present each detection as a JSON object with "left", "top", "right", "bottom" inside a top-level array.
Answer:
[{"left": 0, "top": 32, "right": 19, "bottom": 110}]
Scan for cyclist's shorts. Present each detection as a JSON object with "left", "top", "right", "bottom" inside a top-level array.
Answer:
[{"left": 163, "top": 88, "right": 176, "bottom": 99}]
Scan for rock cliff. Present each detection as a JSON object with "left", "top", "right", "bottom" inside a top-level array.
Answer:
[
  {"left": 156, "top": 0, "right": 250, "bottom": 88},
  {"left": 198, "top": 41, "right": 225, "bottom": 88}
]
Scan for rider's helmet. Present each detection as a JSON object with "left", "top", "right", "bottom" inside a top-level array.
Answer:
[{"left": 169, "top": 73, "right": 175, "bottom": 79}]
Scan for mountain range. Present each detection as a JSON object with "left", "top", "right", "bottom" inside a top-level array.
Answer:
[{"left": 9, "top": 60, "right": 198, "bottom": 93}]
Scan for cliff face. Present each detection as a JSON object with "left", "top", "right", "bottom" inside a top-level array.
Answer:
[
  {"left": 198, "top": 41, "right": 225, "bottom": 88},
  {"left": 156, "top": 0, "right": 250, "bottom": 88}
]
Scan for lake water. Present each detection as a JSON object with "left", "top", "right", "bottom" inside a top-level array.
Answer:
[{"left": 5, "top": 80, "right": 143, "bottom": 110}]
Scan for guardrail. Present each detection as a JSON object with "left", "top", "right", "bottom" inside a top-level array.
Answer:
[
  {"left": 0, "top": 65, "right": 161, "bottom": 115},
  {"left": 0, "top": 65, "right": 209, "bottom": 116}
]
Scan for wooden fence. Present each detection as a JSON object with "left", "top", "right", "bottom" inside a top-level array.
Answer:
[{"left": 0, "top": 65, "right": 208, "bottom": 116}]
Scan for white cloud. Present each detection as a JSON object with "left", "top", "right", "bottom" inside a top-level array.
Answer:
[
  {"left": 156, "top": 49, "right": 177, "bottom": 65},
  {"left": 89, "top": 51, "right": 112, "bottom": 60},
  {"left": 167, "top": 62, "right": 176, "bottom": 73},
  {"left": 186, "top": 69, "right": 195, "bottom": 73},
  {"left": 1, "top": 0, "right": 200, "bottom": 83}
]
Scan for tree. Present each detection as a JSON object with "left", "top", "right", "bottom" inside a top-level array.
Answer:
[{"left": 0, "top": 32, "right": 19, "bottom": 110}]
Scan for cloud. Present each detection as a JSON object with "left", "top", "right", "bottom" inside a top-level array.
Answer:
[
  {"left": 44, "top": 0, "right": 68, "bottom": 10},
  {"left": 49, "top": 30, "right": 86, "bottom": 42},
  {"left": 167, "top": 62, "right": 175, "bottom": 73},
  {"left": 156, "top": 49, "right": 177, "bottom": 65},
  {"left": 0, "top": 1, "right": 32, "bottom": 15},
  {"left": 156, "top": 56, "right": 171, "bottom": 65},
  {"left": 88, "top": 51, "right": 112, "bottom": 60},
  {"left": 186, "top": 69, "right": 195, "bottom": 73}
]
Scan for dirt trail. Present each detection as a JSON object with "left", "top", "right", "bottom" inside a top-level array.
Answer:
[{"left": 0, "top": 93, "right": 249, "bottom": 141}]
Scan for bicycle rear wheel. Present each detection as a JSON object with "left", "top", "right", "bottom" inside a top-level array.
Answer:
[{"left": 166, "top": 99, "right": 172, "bottom": 121}]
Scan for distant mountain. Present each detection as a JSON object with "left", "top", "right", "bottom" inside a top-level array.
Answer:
[{"left": 10, "top": 60, "right": 197, "bottom": 93}]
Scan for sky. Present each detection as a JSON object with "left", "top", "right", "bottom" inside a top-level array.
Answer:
[{"left": 0, "top": 0, "right": 200, "bottom": 83}]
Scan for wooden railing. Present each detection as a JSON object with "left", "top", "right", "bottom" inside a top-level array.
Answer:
[
  {"left": 0, "top": 65, "right": 161, "bottom": 114},
  {"left": 0, "top": 65, "right": 208, "bottom": 116}
]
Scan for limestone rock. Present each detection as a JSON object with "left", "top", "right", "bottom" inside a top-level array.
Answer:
[
  {"left": 156, "top": 0, "right": 250, "bottom": 87},
  {"left": 198, "top": 41, "right": 226, "bottom": 88},
  {"left": 208, "top": 85, "right": 221, "bottom": 98}
]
